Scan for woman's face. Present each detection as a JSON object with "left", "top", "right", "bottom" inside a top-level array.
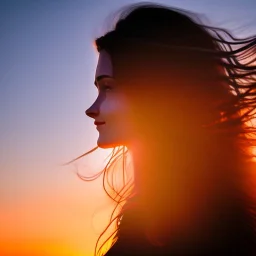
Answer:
[{"left": 85, "top": 50, "right": 132, "bottom": 148}]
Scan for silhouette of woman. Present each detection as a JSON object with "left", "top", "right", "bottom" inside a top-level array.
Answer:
[{"left": 71, "top": 3, "right": 256, "bottom": 256}]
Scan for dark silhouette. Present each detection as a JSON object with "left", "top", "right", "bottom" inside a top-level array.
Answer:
[{"left": 69, "top": 3, "right": 256, "bottom": 256}]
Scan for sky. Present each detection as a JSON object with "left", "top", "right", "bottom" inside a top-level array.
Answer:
[{"left": 0, "top": 0, "right": 256, "bottom": 255}]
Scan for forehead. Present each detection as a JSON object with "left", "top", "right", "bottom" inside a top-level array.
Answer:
[{"left": 95, "top": 50, "right": 113, "bottom": 82}]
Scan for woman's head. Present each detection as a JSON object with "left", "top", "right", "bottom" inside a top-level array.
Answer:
[{"left": 86, "top": 4, "right": 236, "bottom": 150}]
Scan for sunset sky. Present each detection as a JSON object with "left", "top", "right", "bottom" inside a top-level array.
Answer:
[{"left": 0, "top": 0, "right": 256, "bottom": 255}]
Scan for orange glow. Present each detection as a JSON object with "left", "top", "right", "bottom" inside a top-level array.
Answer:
[
  {"left": 0, "top": 161, "right": 120, "bottom": 256},
  {"left": 0, "top": 239, "right": 86, "bottom": 256}
]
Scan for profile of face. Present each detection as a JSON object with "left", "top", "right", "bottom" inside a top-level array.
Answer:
[{"left": 85, "top": 50, "right": 132, "bottom": 148}]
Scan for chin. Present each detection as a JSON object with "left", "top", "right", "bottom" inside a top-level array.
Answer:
[
  {"left": 97, "top": 138, "right": 124, "bottom": 149},
  {"left": 97, "top": 143, "right": 112, "bottom": 149},
  {"left": 97, "top": 139, "right": 114, "bottom": 149}
]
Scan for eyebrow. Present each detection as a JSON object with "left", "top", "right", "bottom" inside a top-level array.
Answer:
[{"left": 94, "top": 75, "right": 112, "bottom": 87}]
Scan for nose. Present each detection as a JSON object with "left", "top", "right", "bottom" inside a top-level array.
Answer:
[{"left": 85, "top": 102, "right": 99, "bottom": 119}]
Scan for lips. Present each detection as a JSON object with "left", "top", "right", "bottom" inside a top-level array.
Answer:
[{"left": 94, "top": 121, "right": 106, "bottom": 125}]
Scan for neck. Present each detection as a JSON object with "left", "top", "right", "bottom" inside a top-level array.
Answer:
[{"left": 127, "top": 138, "right": 248, "bottom": 248}]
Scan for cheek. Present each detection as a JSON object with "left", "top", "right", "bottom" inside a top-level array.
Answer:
[
  {"left": 99, "top": 94, "right": 130, "bottom": 121},
  {"left": 99, "top": 95, "right": 133, "bottom": 144}
]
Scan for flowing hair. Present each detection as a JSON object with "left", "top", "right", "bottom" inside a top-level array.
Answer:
[{"left": 66, "top": 3, "right": 256, "bottom": 256}]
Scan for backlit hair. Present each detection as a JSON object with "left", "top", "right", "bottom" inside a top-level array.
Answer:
[{"left": 67, "top": 3, "right": 256, "bottom": 255}]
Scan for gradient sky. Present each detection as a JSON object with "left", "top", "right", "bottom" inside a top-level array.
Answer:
[{"left": 0, "top": 0, "right": 256, "bottom": 255}]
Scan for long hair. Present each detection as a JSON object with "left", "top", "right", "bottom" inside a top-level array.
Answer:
[{"left": 68, "top": 3, "right": 256, "bottom": 255}]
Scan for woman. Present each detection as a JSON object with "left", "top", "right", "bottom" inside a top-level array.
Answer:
[{"left": 71, "top": 3, "right": 256, "bottom": 255}]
